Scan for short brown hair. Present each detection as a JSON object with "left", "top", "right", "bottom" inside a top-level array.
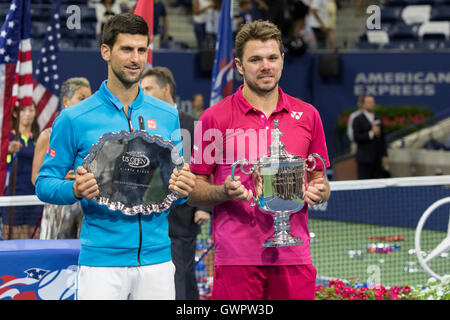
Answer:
[
  {"left": 234, "top": 20, "right": 284, "bottom": 60},
  {"left": 141, "top": 66, "right": 176, "bottom": 100},
  {"left": 102, "top": 13, "right": 149, "bottom": 48}
]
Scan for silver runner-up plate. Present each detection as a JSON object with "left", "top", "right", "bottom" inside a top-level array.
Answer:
[{"left": 82, "top": 130, "right": 184, "bottom": 215}]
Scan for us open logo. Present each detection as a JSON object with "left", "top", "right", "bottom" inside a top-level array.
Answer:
[{"left": 122, "top": 151, "right": 150, "bottom": 168}]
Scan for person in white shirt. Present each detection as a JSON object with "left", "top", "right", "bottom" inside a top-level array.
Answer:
[
  {"left": 307, "top": 0, "right": 330, "bottom": 49},
  {"left": 205, "top": 0, "right": 222, "bottom": 49},
  {"left": 193, "top": 0, "right": 215, "bottom": 49}
]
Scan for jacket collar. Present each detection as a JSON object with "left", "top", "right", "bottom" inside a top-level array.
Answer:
[{"left": 99, "top": 80, "right": 144, "bottom": 111}]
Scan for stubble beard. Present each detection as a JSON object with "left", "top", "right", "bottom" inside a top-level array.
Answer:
[
  {"left": 242, "top": 66, "right": 279, "bottom": 97},
  {"left": 111, "top": 64, "right": 143, "bottom": 89},
  {"left": 245, "top": 77, "right": 279, "bottom": 97}
]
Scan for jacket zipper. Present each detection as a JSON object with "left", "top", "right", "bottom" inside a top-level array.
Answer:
[{"left": 123, "top": 107, "right": 142, "bottom": 266}]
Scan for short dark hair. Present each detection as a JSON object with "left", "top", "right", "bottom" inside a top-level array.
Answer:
[
  {"left": 102, "top": 13, "right": 149, "bottom": 48},
  {"left": 141, "top": 67, "right": 176, "bottom": 99},
  {"left": 234, "top": 20, "right": 284, "bottom": 60},
  {"left": 357, "top": 95, "right": 373, "bottom": 108}
]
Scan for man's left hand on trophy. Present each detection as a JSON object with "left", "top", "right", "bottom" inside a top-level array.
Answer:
[
  {"left": 303, "top": 176, "right": 328, "bottom": 206},
  {"left": 169, "top": 163, "right": 197, "bottom": 198}
]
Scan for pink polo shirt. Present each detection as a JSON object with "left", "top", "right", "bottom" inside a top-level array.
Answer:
[{"left": 190, "top": 86, "right": 330, "bottom": 266}]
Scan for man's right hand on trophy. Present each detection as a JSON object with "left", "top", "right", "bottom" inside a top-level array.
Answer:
[
  {"left": 169, "top": 164, "right": 197, "bottom": 198},
  {"left": 223, "top": 175, "right": 253, "bottom": 201},
  {"left": 73, "top": 166, "right": 100, "bottom": 200}
]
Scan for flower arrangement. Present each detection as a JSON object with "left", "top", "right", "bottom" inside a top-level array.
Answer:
[
  {"left": 336, "top": 105, "right": 434, "bottom": 136},
  {"left": 314, "top": 277, "right": 450, "bottom": 300},
  {"left": 315, "top": 278, "right": 418, "bottom": 300}
]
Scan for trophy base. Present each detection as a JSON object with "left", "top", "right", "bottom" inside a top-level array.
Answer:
[
  {"left": 262, "top": 211, "right": 304, "bottom": 247},
  {"left": 263, "top": 231, "right": 304, "bottom": 247}
]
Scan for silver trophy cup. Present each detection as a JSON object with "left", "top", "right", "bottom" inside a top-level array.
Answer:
[{"left": 231, "top": 120, "right": 326, "bottom": 247}]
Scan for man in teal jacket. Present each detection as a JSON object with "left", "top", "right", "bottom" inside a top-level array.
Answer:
[{"left": 35, "top": 13, "right": 196, "bottom": 300}]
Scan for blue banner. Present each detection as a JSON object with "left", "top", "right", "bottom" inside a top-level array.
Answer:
[{"left": 209, "top": 0, "right": 234, "bottom": 107}]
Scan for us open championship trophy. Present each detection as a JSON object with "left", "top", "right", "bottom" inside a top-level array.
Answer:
[
  {"left": 82, "top": 130, "right": 184, "bottom": 215},
  {"left": 231, "top": 120, "right": 326, "bottom": 247}
]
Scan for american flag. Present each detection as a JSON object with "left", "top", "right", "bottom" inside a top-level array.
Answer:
[
  {"left": 0, "top": 0, "right": 33, "bottom": 195},
  {"left": 33, "top": 0, "right": 61, "bottom": 131},
  {"left": 134, "top": 0, "right": 154, "bottom": 68},
  {"left": 209, "top": 0, "right": 234, "bottom": 107}
]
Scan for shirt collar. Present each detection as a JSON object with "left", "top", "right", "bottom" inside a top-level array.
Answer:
[
  {"left": 99, "top": 80, "right": 144, "bottom": 111},
  {"left": 362, "top": 110, "right": 375, "bottom": 122},
  {"left": 235, "top": 85, "right": 291, "bottom": 115}
]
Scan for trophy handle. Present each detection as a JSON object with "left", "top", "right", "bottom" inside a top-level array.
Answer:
[
  {"left": 306, "top": 153, "right": 327, "bottom": 178},
  {"left": 230, "top": 159, "right": 259, "bottom": 207},
  {"left": 231, "top": 158, "right": 258, "bottom": 178}
]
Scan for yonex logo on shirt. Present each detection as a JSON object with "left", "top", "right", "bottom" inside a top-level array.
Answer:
[
  {"left": 48, "top": 148, "right": 56, "bottom": 158},
  {"left": 291, "top": 111, "right": 303, "bottom": 120}
]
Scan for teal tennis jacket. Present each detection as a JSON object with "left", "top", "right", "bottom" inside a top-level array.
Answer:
[{"left": 36, "top": 80, "right": 187, "bottom": 267}]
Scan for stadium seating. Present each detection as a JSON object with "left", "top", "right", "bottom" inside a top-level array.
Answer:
[
  {"left": 30, "top": 21, "right": 49, "bottom": 40},
  {"left": 367, "top": 30, "right": 391, "bottom": 44},
  {"left": 380, "top": 7, "right": 404, "bottom": 23},
  {"left": 430, "top": 5, "right": 450, "bottom": 20},
  {"left": 401, "top": 5, "right": 432, "bottom": 24},
  {"left": 389, "top": 23, "right": 421, "bottom": 41},
  {"left": 19, "top": 1, "right": 98, "bottom": 50},
  {"left": 356, "top": 0, "right": 450, "bottom": 50},
  {"left": 0, "top": 0, "right": 98, "bottom": 49},
  {"left": 418, "top": 21, "right": 450, "bottom": 39}
]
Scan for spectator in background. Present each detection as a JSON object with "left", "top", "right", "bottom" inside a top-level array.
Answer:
[
  {"left": 235, "top": 0, "right": 256, "bottom": 30},
  {"left": 290, "top": 0, "right": 311, "bottom": 40},
  {"left": 282, "top": 0, "right": 311, "bottom": 56},
  {"left": 31, "top": 77, "right": 92, "bottom": 239},
  {"left": 140, "top": 67, "right": 211, "bottom": 300},
  {"left": 253, "top": 0, "right": 270, "bottom": 19},
  {"left": 327, "top": 0, "right": 337, "bottom": 50},
  {"left": 258, "top": 0, "right": 285, "bottom": 27},
  {"left": 233, "top": 0, "right": 270, "bottom": 33},
  {"left": 154, "top": 0, "right": 169, "bottom": 49},
  {"left": 112, "top": 0, "right": 136, "bottom": 13},
  {"left": 205, "top": 0, "right": 222, "bottom": 49},
  {"left": 353, "top": 95, "right": 389, "bottom": 179},
  {"left": 193, "top": 0, "right": 215, "bottom": 49},
  {"left": 308, "top": 0, "right": 330, "bottom": 49},
  {"left": 1, "top": 104, "right": 42, "bottom": 240},
  {"left": 95, "top": 0, "right": 119, "bottom": 40},
  {"left": 191, "top": 93, "right": 205, "bottom": 118}
]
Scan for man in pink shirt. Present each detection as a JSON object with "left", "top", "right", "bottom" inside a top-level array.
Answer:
[{"left": 187, "top": 20, "right": 330, "bottom": 300}]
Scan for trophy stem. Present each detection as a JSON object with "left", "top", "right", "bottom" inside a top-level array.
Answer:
[{"left": 263, "top": 211, "right": 304, "bottom": 247}]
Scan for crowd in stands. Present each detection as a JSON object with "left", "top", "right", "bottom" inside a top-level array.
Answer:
[
  {"left": 3, "top": 0, "right": 450, "bottom": 52},
  {"left": 0, "top": 0, "right": 343, "bottom": 52},
  {"left": 186, "top": 0, "right": 340, "bottom": 52}
]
